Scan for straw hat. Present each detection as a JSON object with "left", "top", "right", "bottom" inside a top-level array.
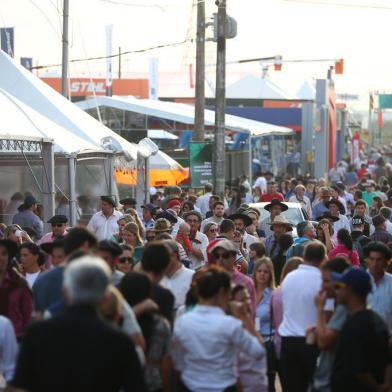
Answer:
[
  {"left": 153, "top": 218, "right": 172, "bottom": 233},
  {"left": 267, "top": 215, "right": 293, "bottom": 231}
]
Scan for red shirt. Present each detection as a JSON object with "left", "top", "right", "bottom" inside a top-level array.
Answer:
[
  {"left": 260, "top": 192, "right": 284, "bottom": 202},
  {"left": 357, "top": 168, "right": 368, "bottom": 179}
]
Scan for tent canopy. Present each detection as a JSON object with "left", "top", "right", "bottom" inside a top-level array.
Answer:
[
  {"left": 0, "top": 88, "right": 104, "bottom": 155},
  {"left": 76, "top": 95, "right": 294, "bottom": 137},
  {"left": 0, "top": 50, "right": 138, "bottom": 160},
  {"left": 148, "top": 130, "right": 178, "bottom": 140}
]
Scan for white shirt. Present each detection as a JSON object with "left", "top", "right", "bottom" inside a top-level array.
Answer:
[
  {"left": 0, "top": 316, "right": 18, "bottom": 382},
  {"left": 87, "top": 210, "right": 123, "bottom": 241},
  {"left": 279, "top": 264, "right": 321, "bottom": 337},
  {"left": 25, "top": 271, "right": 41, "bottom": 289},
  {"left": 200, "top": 216, "right": 224, "bottom": 232},
  {"left": 161, "top": 265, "right": 194, "bottom": 309},
  {"left": 243, "top": 232, "right": 259, "bottom": 251},
  {"left": 253, "top": 176, "right": 267, "bottom": 193},
  {"left": 188, "top": 231, "right": 209, "bottom": 270},
  {"left": 289, "top": 195, "right": 312, "bottom": 218},
  {"left": 333, "top": 214, "right": 351, "bottom": 237},
  {"left": 195, "top": 192, "right": 212, "bottom": 217},
  {"left": 172, "top": 305, "right": 264, "bottom": 392},
  {"left": 171, "top": 214, "right": 184, "bottom": 238}
]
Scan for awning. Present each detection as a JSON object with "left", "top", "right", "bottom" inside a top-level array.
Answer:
[{"left": 76, "top": 95, "right": 294, "bottom": 137}]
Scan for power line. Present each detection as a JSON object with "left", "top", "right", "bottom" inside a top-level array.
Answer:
[
  {"left": 31, "top": 39, "right": 192, "bottom": 70},
  {"left": 284, "top": 0, "right": 392, "bottom": 10}
]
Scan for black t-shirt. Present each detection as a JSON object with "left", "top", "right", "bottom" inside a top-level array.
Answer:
[
  {"left": 331, "top": 309, "right": 390, "bottom": 392},
  {"left": 152, "top": 283, "right": 175, "bottom": 324},
  {"left": 11, "top": 305, "right": 146, "bottom": 392}
]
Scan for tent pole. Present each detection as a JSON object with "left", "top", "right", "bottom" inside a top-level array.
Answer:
[
  {"left": 248, "top": 134, "right": 253, "bottom": 185},
  {"left": 136, "top": 152, "right": 145, "bottom": 212},
  {"left": 68, "top": 155, "right": 77, "bottom": 226},
  {"left": 145, "top": 156, "right": 150, "bottom": 205},
  {"left": 41, "top": 142, "right": 55, "bottom": 232}
]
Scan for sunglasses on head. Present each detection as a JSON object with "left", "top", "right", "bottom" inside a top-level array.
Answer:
[
  {"left": 51, "top": 224, "right": 64, "bottom": 228},
  {"left": 212, "top": 250, "right": 231, "bottom": 259},
  {"left": 119, "top": 256, "right": 133, "bottom": 264}
]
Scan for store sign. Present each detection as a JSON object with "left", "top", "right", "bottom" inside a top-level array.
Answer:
[
  {"left": 70, "top": 81, "right": 106, "bottom": 94},
  {"left": 189, "top": 142, "right": 213, "bottom": 187},
  {"left": 379, "top": 94, "right": 392, "bottom": 109}
]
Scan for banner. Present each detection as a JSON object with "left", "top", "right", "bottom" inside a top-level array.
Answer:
[
  {"left": 1, "top": 27, "right": 14, "bottom": 57},
  {"left": 189, "top": 142, "right": 213, "bottom": 187},
  {"left": 148, "top": 58, "right": 159, "bottom": 100},
  {"left": 105, "top": 24, "right": 113, "bottom": 97},
  {"left": 20, "top": 57, "right": 32, "bottom": 71},
  {"left": 379, "top": 94, "right": 392, "bottom": 109}
]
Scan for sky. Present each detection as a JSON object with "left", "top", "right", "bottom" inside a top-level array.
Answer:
[{"left": 1, "top": 0, "right": 392, "bottom": 109}]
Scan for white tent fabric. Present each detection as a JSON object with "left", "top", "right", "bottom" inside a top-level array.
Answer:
[
  {"left": 226, "top": 74, "right": 295, "bottom": 100},
  {"left": 150, "top": 150, "right": 183, "bottom": 169},
  {"left": 76, "top": 95, "right": 293, "bottom": 136},
  {"left": 0, "top": 88, "right": 104, "bottom": 154},
  {"left": 148, "top": 130, "right": 178, "bottom": 140},
  {"left": 296, "top": 80, "right": 316, "bottom": 100},
  {"left": 0, "top": 50, "right": 138, "bottom": 160}
]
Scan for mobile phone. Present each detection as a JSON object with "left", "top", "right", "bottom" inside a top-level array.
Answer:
[{"left": 15, "top": 230, "right": 23, "bottom": 238}]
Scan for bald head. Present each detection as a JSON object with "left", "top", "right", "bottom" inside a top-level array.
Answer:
[{"left": 178, "top": 222, "right": 191, "bottom": 236}]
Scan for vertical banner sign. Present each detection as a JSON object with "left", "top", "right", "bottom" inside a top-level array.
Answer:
[
  {"left": 351, "top": 132, "right": 360, "bottom": 165},
  {"left": 1, "top": 27, "right": 14, "bottom": 57},
  {"left": 20, "top": 57, "right": 33, "bottom": 71},
  {"left": 189, "top": 142, "right": 213, "bottom": 187},
  {"left": 148, "top": 58, "right": 159, "bottom": 100},
  {"left": 105, "top": 24, "right": 113, "bottom": 97}
]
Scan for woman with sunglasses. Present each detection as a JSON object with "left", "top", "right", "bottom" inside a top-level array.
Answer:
[
  {"left": 117, "top": 244, "right": 134, "bottom": 275},
  {"left": 172, "top": 266, "right": 264, "bottom": 392},
  {"left": 203, "top": 222, "right": 219, "bottom": 242}
]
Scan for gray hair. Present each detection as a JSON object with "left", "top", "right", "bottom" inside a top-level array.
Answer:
[{"left": 63, "top": 255, "right": 111, "bottom": 305}]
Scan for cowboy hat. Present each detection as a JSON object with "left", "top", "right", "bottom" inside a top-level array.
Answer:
[
  {"left": 267, "top": 215, "right": 293, "bottom": 232},
  {"left": 228, "top": 213, "right": 252, "bottom": 227},
  {"left": 316, "top": 211, "right": 340, "bottom": 222},
  {"left": 264, "top": 199, "right": 288, "bottom": 212},
  {"left": 152, "top": 218, "right": 172, "bottom": 233}
]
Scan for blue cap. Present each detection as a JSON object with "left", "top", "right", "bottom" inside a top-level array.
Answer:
[
  {"left": 331, "top": 267, "right": 372, "bottom": 298},
  {"left": 141, "top": 203, "right": 155, "bottom": 212}
]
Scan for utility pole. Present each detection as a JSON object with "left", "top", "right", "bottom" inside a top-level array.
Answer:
[
  {"left": 213, "top": 0, "right": 226, "bottom": 199},
  {"left": 61, "top": 0, "right": 69, "bottom": 98},
  {"left": 118, "top": 46, "right": 122, "bottom": 79},
  {"left": 194, "top": 0, "right": 205, "bottom": 141}
]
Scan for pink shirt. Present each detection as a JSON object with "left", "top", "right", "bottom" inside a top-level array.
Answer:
[
  {"left": 328, "top": 244, "right": 360, "bottom": 266},
  {"left": 232, "top": 270, "right": 256, "bottom": 319}
]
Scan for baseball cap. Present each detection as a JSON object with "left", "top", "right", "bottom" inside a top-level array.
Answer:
[
  {"left": 141, "top": 203, "right": 155, "bottom": 212},
  {"left": 351, "top": 215, "right": 365, "bottom": 226},
  {"left": 331, "top": 267, "right": 372, "bottom": 298},
  {"left": 208, "top": 239, "right": 236, "bottom": 254}
]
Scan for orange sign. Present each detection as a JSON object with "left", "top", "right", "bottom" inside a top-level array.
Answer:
[{"left": 41, "top": 77, "right": 149, "bottom": 98}]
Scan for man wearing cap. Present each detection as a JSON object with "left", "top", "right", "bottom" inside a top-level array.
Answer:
[
  {"left": 326, "top": 199, "right": 350, "bottom": 237},
  {"left": 261, "top": 199, "right": 288, "bottom": 237},
  {"left": 141, "top": 203, "right": 156, "bottom": 229},
  {"left": 38, "top": 215, "right": 68, "bottom": 246},
  {"left": 370, "top": 214, "right": 392, "bottom": 243},
  {"left": 312, "top": 187, "right": 331, "bottom": 220},
  {"left": 229, "top": 212, "right": 258, "bottom": 251},
  {"left": 287, "top": 220, "right": 317, "bottom": 259},
  {"left": 265, "top": 216, "right": 293, "bottom": 259},
  {"left": 260, "top": 181, "right": 284, "bottom": 202},
  {"left": 96, "top": 240, "right": 124, "bottom": 287},
  {"left": 201, "top": 201, "right": 225, "bottom": 232},
  {"left": 350, "top": 215, "right": 371, "bottom": 264},
  {"left": 331, "top": 268, "right": 390, "bottom": 391},
  {"left": 289, "top": 184, "right": 312, "bottom": 218},
  {"left": 365, "top": 242, "right": 392, "bottom": 338},
  {"left": 166, "top": 199, "right": 184, "bottom": 237},
  {"left": 208, "top": 239, "right": 256, "bottom": 317},
  {"left": 12, "top": 195, "right": 43, "bottom": 240},
  {"left": 183, "top": 211, "right": 208, "bottom": 270},
  {"left": 87, "top": 196, "right": 123, "bottom": 241},
  {"left": 119, "top": 197, "right": 137, "bottom": 212}
]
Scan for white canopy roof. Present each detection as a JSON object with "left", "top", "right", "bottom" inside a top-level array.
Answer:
[
  {"left": 0, "top": 50, "right": 138, "bottom": 160},
  {"left": 148, "top": 130, "right": 178, "bottom": 140},
  {"left": 0, "top": 88, "right": 104, "bottom": 154},
  {"left": 76, "top": 95, "right": 293, "bottom": 137},
  {"left": 226, "top": 75, "right": 295, "bottom": 100}
]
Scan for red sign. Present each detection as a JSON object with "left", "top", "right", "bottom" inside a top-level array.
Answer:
[{"left": 41, "top": 77, "right": 149, "bottom": 98}]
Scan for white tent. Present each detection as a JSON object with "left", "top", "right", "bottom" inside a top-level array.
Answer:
[
  {"left": 297, "top": 80, "right": 316, "bottom": 100},
  {"left": 0, "top": 50, "right": 138, "bottom": 161},
  {"left": 76, "top": 95, "right": 293, "bottom": 136},
  {"left": 226, "top": 74, "right": 295, "bottom": 100},
  {"left": 0, "top": 88, "right": 103, "bottom": 155}
]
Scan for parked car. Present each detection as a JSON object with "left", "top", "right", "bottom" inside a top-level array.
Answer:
[{"left": 249, "top": 202, "right": 309, "bottom": 238}]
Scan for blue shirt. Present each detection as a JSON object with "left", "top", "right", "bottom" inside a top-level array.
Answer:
[
  {"left": 12, "top": 209, "right": 43, "bottom": 239},
  {"left": 312, "top": 202, "right": 329, "bottom": 220},
  {"left": 255, "top": 288, "right": 273, "bottom": 339},
  {"left": 367, "top": 272, "right": 392, "bottom": 335},
  {"left": 265, "top": 235, "right": 280, "bottom": 259}
]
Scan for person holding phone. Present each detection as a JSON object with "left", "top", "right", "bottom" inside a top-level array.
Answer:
[{"left": 4, "top": 225, "right": 33, "bottom": 245}]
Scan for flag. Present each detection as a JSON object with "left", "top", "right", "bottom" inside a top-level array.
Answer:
[
  {"left": 20, "top": 57, "right": 32, "bottom": 71},
  {"left": 1, "top": 27, "right": 14, "bottom": 57},
  {"left": 378, "top": 109, "right": 383, "bottom": 130}
]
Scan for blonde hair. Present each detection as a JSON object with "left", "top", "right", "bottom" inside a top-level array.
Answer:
[
  {"left": 252, "top": 257, "right": 276, "bottom": 290},
  {"left": 123, "top": 222, "right": 143, "bottom": 246},
  {"left": 4, "top": 224, "right": 22, "bottom": 239},
  {"left": 99, "top": 285, "right": 124, "bottom": 325},
  {"left": 118, "top": 214, "right": 135, "bottom": 224},
  {"left": 124, "top": 208, "right": 144, "bottom": 238}
]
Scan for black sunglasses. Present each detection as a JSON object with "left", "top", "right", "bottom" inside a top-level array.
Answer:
[
  {"left": 119, "top": 256, "right": 133, "bottom": 264},
  {"left": 51, "top": 223, "right": 64, "bottom": 228},
  {"left": 212, "top": 250, "right": 231, "bottom": 260}
]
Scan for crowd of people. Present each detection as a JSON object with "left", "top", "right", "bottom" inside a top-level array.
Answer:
[{"left": 0, "top": 154, "right": 392, "bottom": 391}]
